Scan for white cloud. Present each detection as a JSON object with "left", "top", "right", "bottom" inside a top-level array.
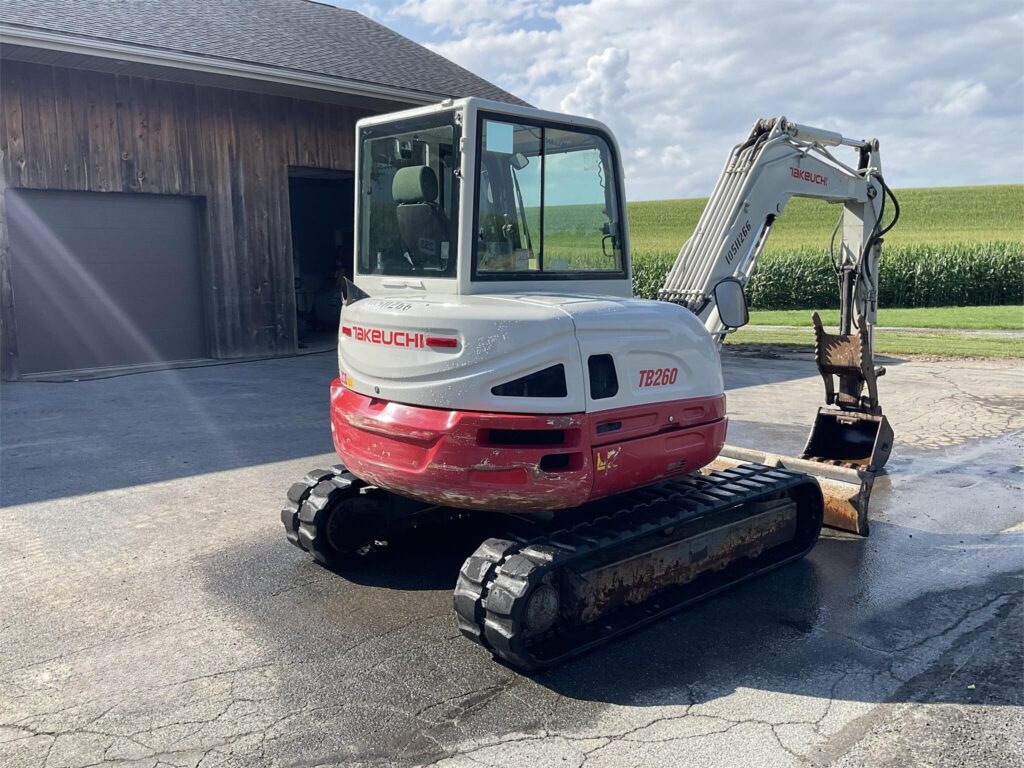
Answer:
[
  {"left": 391, "top": 0, "right": 1024, "bottom": 199},
  {"left": 928, "top": 80, "right": 991, "bottom": 116},
  {"left": 560, "top": 47, "right": 630, "bottom": 118},
  {"left": 395, "top": 0, "right": 555, "bottom": 34}
]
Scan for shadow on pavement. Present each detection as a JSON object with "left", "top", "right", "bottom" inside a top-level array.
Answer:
[
  {"left": 0, "top": 353, "right": 339, "bottom": 505},
  {"left": 207, "top": 513, "right": 1022, "bottom": 715},
  {"left": 323, "top": 518, "right": 504, "bottom": 592}
]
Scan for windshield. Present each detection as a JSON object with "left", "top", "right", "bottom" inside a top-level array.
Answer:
[
  {"left": 473, "top": 115, "right": 624, "bottom": 279},
  {"left": 357, "top": 113, "right": 459, "bottom": 278}
]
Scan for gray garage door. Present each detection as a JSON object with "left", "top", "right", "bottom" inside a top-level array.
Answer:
[{"left": 7, "top": 190, "right": 207, "bottom": 374}]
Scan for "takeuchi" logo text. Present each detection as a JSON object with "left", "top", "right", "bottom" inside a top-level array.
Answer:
[
  {"left": 342, "top": 325, "right": 425, "bottom": 348},
  {"left": 790, "top": 167, "right": 828, "bottom": 186}
]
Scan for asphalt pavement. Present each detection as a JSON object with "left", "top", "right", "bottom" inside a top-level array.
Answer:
[{"left": 1, "top": 350, "right": 1021, "bottom": 767}]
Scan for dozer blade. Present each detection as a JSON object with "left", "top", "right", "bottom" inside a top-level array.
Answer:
[
  {"left": 709, "top": 444, "right": 875, "bottom": 536},
  {"left": 455, "top": 465, "right": 824, "bottom": 672}
]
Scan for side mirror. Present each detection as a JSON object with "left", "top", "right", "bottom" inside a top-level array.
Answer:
[
  {"left": 510, "top": 152, "right": 530, "bottom": 170},
  {"left": 342, "top": 276, "right": 370, "bottom": 307},
  {"left": 714, "top": 277, "right": 749, "bottom": 329}
]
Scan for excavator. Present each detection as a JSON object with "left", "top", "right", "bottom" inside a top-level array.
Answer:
[{"left": 281, "top": 98, "right": 899, "bottom": 671}]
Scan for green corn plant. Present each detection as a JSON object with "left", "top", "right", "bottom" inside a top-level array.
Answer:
[{"left": 631, "top": 242, "right": 1023, "bottom": 309}]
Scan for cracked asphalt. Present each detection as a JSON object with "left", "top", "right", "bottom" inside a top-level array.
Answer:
[{"left": 1, "top": 350, "right": 1021, "bottom": 767}]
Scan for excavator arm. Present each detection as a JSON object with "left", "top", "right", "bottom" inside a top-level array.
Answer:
[{"left": 658, "top": 117, "right": 900, "bottom": 534}]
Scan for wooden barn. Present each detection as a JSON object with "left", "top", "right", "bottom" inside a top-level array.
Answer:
[{"left": 0, "top": 0, "right": 522, "bottom": 379}]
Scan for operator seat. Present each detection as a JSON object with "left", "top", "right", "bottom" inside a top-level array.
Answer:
[{"left": 392, "top": 166, "right": 449, "bottom": 272}]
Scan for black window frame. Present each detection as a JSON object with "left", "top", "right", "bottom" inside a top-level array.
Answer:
[{"left": 471, "top": 111, "right": 627, "bottom": 283}]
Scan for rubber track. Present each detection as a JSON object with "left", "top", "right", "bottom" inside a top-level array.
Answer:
[
  {"left": 281, "top": 467, "right": 337, "bottom": 549},
  {"left": 453, "top": 538, "right": 519, "bottom": 645},
  {"left": 453, "top": 464, "right": 823, "bottom": 671},
  {"left": 281, "top": 465, "right": 365, "bottom": 563}
]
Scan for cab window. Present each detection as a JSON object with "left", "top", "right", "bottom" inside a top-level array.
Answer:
[
  {"left": 358, "top": 113, "right": 459, "bottom": 277},
  {"left": 473, "top": 116, "right": 624, "bottom": 279}
]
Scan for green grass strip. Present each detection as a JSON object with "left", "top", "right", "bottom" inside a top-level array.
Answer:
[
  {"left": 727, "top": 329, "right": 1023, "bottom": 358},
  {"left": 747, "top": 305, "right": 1024, "bottom": 330}
]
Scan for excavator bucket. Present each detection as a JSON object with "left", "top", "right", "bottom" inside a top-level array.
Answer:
[
  {"left": 707, "top": 444, "right": 877, "bottom": 536},
  {"left": 802, "top": 408, "right": 893, "bottom": 472},
  {"left": 713, "top": 313, "right": 895, "bottom": 536}
]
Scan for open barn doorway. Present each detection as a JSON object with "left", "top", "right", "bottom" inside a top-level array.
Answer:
[{"left": 288, "top": 169, "right": 354, "bottom": 350}]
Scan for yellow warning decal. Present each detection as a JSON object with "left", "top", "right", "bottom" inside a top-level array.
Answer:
[{"left": 595, "top": 448, "right": 620, "bottom": 472}]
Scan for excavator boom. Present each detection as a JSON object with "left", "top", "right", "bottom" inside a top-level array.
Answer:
[{"left": 658, "top": 117, "right": 899, "bottom": 533}]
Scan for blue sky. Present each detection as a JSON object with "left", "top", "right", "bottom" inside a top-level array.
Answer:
[{"left": 331, "top": 1, "right": 1023, "bottom": 201}]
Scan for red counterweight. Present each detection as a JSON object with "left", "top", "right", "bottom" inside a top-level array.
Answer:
[{"left": 329, "top": 380, "right": 727, "bottom": 512}]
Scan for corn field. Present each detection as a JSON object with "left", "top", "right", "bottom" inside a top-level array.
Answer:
[{"left": 631, "top": 242, "right": 1024, "bottom": 309}]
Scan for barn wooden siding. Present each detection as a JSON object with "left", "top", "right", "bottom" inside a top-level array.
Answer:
[{"left": 0, "top": 59, "right": 372, "bottom": 379}]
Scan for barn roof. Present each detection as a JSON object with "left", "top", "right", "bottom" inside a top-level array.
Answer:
[{"left": 0, "top": 0, "right": 527, "bottom": 106}]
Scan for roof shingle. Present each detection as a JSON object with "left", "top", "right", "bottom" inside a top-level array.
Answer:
[{"left": 0, "top": 0, "right": 526, "bottom": 104}]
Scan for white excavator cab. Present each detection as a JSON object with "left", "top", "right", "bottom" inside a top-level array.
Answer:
[
  {"left": 339, "top": 98, "right": 727, "bottom": 510},
  {"left": 352, "top": 99, "right": 633, "bottom": 300}
]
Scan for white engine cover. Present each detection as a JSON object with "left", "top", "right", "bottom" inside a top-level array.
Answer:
[{"left": 338, "top": 293, "right": 724, "bottom": 414}]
